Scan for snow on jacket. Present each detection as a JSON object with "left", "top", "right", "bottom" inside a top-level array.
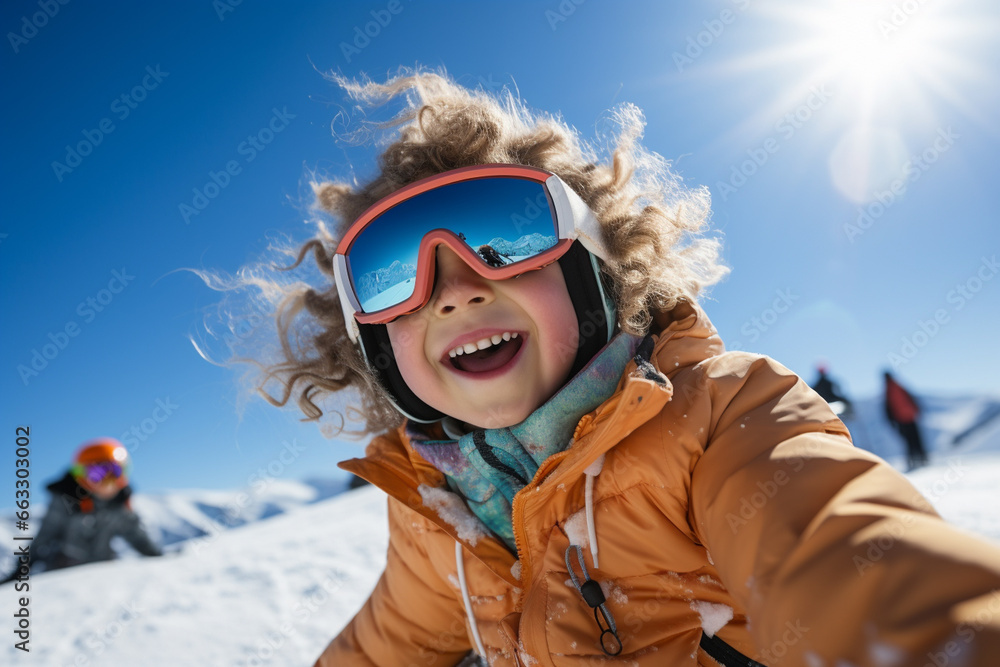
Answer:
[
  {"left": 319, "top": 302, "right": 1000, "bottom": 666},
  {"left": 29, "top": 472, "right": 162, "bottom": 571}
]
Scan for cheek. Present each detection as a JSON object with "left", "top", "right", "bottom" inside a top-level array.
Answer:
[
  {"left": 515, "top": 270, "right": 579, "bottom": 379},
  {"left": 538, "top": 296, "right": 580, "bottom": 379},
  {"left": 386, "top": 318, "right": 432, "bottom": 385}
]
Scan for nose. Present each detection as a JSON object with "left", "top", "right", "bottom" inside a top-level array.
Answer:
[{"left": 430, "top": 247, "right": 494, "bottom": 317}]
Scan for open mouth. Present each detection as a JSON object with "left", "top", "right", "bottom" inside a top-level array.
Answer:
[{"left": 447, "top": 332, "right": 524, "bottom": 374}]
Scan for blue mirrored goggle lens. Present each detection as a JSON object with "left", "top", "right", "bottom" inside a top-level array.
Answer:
[{"left": 348, "top": 177, "right": 559, "bottom": 313}]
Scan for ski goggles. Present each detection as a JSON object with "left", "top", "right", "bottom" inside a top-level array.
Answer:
[
  {"left": 334, "top": 164, "right": 607, "bottom": 341},
  {"left": 73, "top": 461, "right": 126, "bottom": 485}
]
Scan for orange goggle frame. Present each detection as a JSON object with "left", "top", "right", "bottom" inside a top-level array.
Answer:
[{"left": 333, "top": 164, "right": 607, "bottom": 341}]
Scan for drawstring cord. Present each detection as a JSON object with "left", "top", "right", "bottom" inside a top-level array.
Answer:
[
  {"left": 584, "top": 473, "right": 599, "bottom": 568},
  {"left": 453, "top": 455, "right": 616, "bottom": 660},
  {"left": 564, "top": 544, "right": 622, "bottom": 655},
  {"left": 455, "top": 542, "right": 488, "bottom": 659}
]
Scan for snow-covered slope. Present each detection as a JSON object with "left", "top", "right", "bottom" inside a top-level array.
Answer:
[
  {"left": 6, "top": 452, "right": 1000, "bottom": 666},
  {"left": 3, "top": 393, "right": 999, "bottom": 666},
  {"left": 3, "top": 485, "right": 388, "bottom": 667}
]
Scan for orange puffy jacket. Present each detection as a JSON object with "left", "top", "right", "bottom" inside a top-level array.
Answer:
[{"left": 318, "top": 303, "right": 1000, "bottom": 666}]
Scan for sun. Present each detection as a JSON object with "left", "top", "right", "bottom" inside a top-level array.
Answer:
[
  {"left": 790, "top": 1, "right": 972, "bottom": 123},
  {"left": 706, "top": 0, "right": 995, "bottom": 202},
  {"left": 809, "top": 2, "right": 934, "bottom": 86}
]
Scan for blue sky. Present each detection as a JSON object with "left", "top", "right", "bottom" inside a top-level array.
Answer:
[{"left": 2, "top": 0, "right": 998, "bottom": 496}]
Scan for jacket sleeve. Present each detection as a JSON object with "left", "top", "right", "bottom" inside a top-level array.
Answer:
[
  {"left": 116, "top": 509, "right": 162, "bottom": 557},
  {"left": 314, "top": 494, "right": 472, "bottom": 667},
  {"left": 31, "top": 495, "right": 73, "bottom": 568},
  {"left": 690, "top": 353, "right": 1000, "bottom": 665}
]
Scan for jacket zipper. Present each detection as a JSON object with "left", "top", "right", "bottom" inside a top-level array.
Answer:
[
  {"left": 508, "top": 382, "right": 644, "bottom": 608},
  {"left": 510, "top": 450, "right": 568, "bottom": 610}
]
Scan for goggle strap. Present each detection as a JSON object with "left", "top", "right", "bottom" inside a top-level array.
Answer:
[
  {"left": 357, "top": 323, "right": 444, "bottom": 423},
  {"left": 334, "top": 254, "right": 362, "bottom": 342},
  {"left": 588, "top": 251, "right": 618, "bottom": 342},
  {"left": 546, "top": 176, "right": 609, "bottom": 261}
]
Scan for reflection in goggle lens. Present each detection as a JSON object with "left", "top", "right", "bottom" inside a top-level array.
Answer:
[{"left": 350, "top": 178, "right": 559, "bottom": 313}]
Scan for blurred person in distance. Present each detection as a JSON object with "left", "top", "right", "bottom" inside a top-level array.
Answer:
[
  {"left": 884, "top": 370, "right": 930, "bottom": 471},
  {"left": 3, "top": 438, "right": 162, "bottom": 583},
  {"left": 810, "top": 362, "right": 854, "bottom": 419}
]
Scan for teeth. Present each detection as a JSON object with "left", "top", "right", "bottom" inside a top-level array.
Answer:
[{"left": 448, "top": 332, "right": 518, "bottom": 360}]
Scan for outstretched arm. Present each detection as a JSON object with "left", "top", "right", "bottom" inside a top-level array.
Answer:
[
  {"left": 691, "top": 355, "right": 1000, "bottom": 664},
  {"left": 117, "top": 509, "right": 162, "bottom": 557}
]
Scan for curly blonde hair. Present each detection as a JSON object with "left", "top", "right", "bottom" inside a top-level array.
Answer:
[{"left": 235, "top": 69, "right": 727, "bottom": 435}]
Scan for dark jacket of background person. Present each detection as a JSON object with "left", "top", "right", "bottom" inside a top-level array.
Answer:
[
  {"left": 811, "top": 368, "right": 853, "bottom": 415},
  {"left": 27, "top": 472, "right": 161, "bottom": 572}
]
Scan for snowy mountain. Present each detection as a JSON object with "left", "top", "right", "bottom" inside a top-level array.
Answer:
[
  {"left": 135, "top": 476, "right": 352, "bottom": 548},
  {"left": 356, "top": 259, "right": 417, "bottom": 305},
  {"left": 841, "top": 392, "right": 1000, "bottom": 464},
  {"left": 3, "top": 393, "right": 999, "bottom": 665},
  {"left": 484, "top": 233, "right": 556, "bottom": 257},
  {"left": 0, "top": 477, "right": 352, "bottom": 576}
]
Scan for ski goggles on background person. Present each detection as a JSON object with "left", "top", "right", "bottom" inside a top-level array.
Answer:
[
  {"left": 73, "top": 461, "right": 126, "bottom": 484},
  {"left": 334, "top": 164, "right": 608, "bottom": 341}
]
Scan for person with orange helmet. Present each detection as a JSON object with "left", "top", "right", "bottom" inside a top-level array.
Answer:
[
  {"left": 3, "top": 438, "right": 161, "bottom": 581},
  {"left": 72, "top": 438, "right": 133, "bottom": 499}
]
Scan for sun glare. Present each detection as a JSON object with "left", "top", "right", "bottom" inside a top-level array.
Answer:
[
  {"left": 724, "top": 0, "right": 993, "bottom": 203},
  {"left": 765, "top": 0, "right": 963, "bottom": 117},
  {"left": 813, "top": 1, "right": 935, "bottom": 94}
]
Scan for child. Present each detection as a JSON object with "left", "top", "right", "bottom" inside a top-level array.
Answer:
[
  {"left": 3, "top": 438, "right": 162, "bottom": 582},
  {"left": 249, "top": 72, "right": 1000, "bottom": 665}
]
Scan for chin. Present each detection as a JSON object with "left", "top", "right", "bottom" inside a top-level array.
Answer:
[{"left": 463, "top": 403, "right": 535, "bottom": 430}]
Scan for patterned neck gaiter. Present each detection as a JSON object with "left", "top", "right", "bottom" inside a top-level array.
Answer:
[{"left": 409, "top": 333, "right": 642, "bottom": 552}]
